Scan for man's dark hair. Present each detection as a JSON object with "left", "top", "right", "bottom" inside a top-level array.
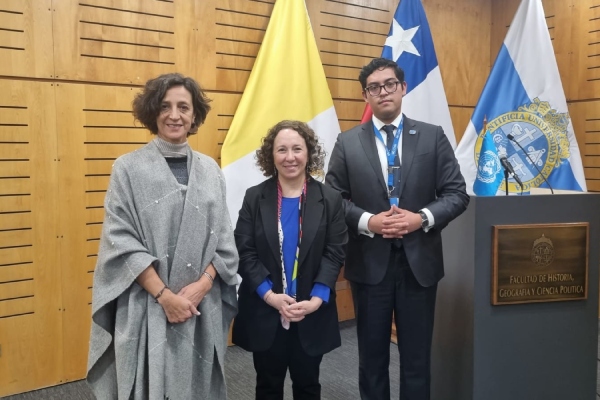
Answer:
[
  {"left": 358, "top": 58, "right": 405, "bottom": 90},
  {"left": 132, "top": 73, "right": 211, "bottom": 135}
]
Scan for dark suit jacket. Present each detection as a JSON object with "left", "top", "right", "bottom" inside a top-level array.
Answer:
[
  {"left": 232, "top": 177, "right": 348, "bottom": 357},
  {"left": 325, "top": 116, "right": 469, "bottom": 287}
]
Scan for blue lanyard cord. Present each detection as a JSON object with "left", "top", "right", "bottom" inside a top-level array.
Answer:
[
  {"left": 373, "top": 121, "right": 403, "bottom": 201},
  {"left": 372, "top": 121, "right": 403, "bottom": 166}
]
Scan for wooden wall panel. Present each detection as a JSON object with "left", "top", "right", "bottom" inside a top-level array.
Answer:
[
  {"left": 424, "top": 0, "right": 491, "bottom": 107},
  {"left": 334, "top": 99, "right": 367, "bottom": 132},
  {"left": 55, "top": 83, "right": 151, "bottom": 380},
  {"left": 490, "top": 0, "right": 518, "bottom": 67},
  {"left": 189, "top": 92, "right": 243, "bottom": 163},
  {"left": 52, "top": 0, "right": 274, "bottom": 89},
  {"left": 570, "top": 100, "right": 600, "bottom": 192},
  {"left": 335, "top": 267, "right": 354, "bottom": 321},
  {"left": 450, "top": 107, "right": 475, "bottom": 144},
  {"left": 571, "top": 0, "right": 600, "bottom": 100},
  {"left": 53, "top": 0, "right": 177, "bottom": 84},
  {"left": 203, "top": 0, "right": 273, "bottom": 91},
  {"left": 545, "top": 0, "right": 575, "bottom": 98},
  {"left": 0, "top": 1, "right": 54, "bottom": 78},
  {"left": 0, "top": 81, "right": 62, "bottom": 397},
  {"left": 309, "top": 0, "right": 391, "bottom": 100}
]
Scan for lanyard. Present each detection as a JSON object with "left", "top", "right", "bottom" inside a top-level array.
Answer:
[
  {"left": 373, "top": 120, "right": 403, "bottom": 204},
  {"left": 276, "top": 179, "right": 307, "bottom": 299},
  {"left": 373, "top": 120, "right": 403, "bottom": 166}
]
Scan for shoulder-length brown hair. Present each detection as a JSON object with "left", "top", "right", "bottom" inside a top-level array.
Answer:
[
  {"left": 255, "top": 120, "right": 325, "bottom": 177},
  {"left": 132, "top": 73, "right": 211, "bottom": 135}
]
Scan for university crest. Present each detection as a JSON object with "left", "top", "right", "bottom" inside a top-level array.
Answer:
[{"left": 474, "top": 98, "right": 572, "bottom": 193}]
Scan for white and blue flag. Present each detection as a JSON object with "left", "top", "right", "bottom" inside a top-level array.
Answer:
[
  {"left": 363, "top": 0, "right": 456, "bottom": 148},
  {"left": 473, "top": 130, "right": 503, "bottom": 196},
  {"left": 455, "top": 0, "right": 586, "bottom": 195}
]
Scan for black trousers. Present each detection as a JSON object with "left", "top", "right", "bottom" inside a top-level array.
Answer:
[
  {"left": 252, "top": 322, "right": 323, "bottom": 400},
  {"left": 351, "top": 247, "right": 438, "bottom": 400}
]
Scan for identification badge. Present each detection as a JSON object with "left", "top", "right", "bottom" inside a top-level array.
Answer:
[{"left": 389, "top": 197, "right": 399, "bottom": 207}]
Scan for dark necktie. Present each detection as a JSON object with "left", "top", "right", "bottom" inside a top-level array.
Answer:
[
  {"left": 382, "top": 125, "right": 401, "bottom": 195},
  {"left": 382, "top": 124, "right": 395, "bottom": 151}
]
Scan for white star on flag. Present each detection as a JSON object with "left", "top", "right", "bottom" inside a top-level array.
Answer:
[{"left": 384, "top": 18, "right": 420, "bottom": 61}]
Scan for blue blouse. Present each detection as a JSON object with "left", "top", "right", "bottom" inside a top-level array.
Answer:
[{"left": 256, "top": 196, "right": 330, "bottom": 302}]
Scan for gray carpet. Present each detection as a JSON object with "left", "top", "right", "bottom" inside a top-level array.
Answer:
[
  {"left": 1, "top": 320, "right": 400, "bottom": 400},
  {"left": 5, "top": 319, "right": 600, "bottom": 399}
]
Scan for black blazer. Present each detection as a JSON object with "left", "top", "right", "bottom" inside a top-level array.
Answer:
[
  {"left": 326, "top": 117, "right": 469, "bottom": 287},
  {"left": 232, "top": 177, "right": 348, "bottom": 357}
]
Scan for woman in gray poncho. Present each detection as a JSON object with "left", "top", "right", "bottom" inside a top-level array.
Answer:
[{"left": 87, "top": 73, "right": 238, "bottom": 399}]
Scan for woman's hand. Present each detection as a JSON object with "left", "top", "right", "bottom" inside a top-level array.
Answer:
[
  {"left": 264, "top": 291, "right": 296, "bottom": 323},
  {"left": 281, "top": 297, "right": 323, "bottom": 323},
  {"left": 265, "top": 292, "right": 296, "bottom": 310},
  {"left": 158, "top": 289, "right": 200, "bottom": 324},
  {"left": 178, "top": 279, "right": 211, "bottom": 308}
]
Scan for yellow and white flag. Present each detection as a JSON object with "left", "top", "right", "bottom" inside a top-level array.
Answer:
[{"left": 221, "top": 0, "right": 341, "bottom": 225}]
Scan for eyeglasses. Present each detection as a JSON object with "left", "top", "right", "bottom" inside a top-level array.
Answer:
[{"left": 364, "top": 81, "right": 402, "bottom": 97}]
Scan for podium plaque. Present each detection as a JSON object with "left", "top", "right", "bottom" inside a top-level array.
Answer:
[{"left": 492, "top": 223, "right": 588, "bottom": 305}]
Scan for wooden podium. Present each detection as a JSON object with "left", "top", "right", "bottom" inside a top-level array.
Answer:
[{"left": 431, "top": 194, "right": 600, "bottom": 400}]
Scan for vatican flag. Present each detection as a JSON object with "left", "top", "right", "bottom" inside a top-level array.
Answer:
[{"left": 221, "top": 0, "right": 340, "bottom": 224}]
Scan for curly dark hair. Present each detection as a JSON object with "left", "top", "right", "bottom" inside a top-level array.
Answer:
[
  {"left": 358, "top": 58, "right": 405, "bottom": 90},
  {"left": 255, "top": 120, "right": 326, "bottom": 178},
  {"left": 132, "top": 73, "right": 211, "bottom": 135}
]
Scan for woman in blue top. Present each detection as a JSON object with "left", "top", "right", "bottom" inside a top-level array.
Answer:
[{"left": 233, "top": 120, "right": 348, "bottom": 400}]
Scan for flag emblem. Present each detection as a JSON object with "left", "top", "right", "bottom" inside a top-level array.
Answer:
[
  {"left": 476, "top": 148, "right": 502, "bottom": 184},
  {"left": 474, "top": 98, "right": 570, "bottom": 193}
]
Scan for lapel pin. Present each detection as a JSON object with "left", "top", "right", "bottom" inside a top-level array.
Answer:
[{"left": 409, "top": 129, "right": 416, "bottom": 135}]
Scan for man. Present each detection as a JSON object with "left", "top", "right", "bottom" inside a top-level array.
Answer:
[{"left": 326, "top": 58, "right": 469, "bottom": 400}]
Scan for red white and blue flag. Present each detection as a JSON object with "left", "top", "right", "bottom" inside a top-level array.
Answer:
[{"left": 362, "top": 0, "right": 456, "bottom": 149}]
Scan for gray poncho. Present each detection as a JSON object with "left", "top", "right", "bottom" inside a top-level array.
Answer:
[{"left": 87, "top": 141, "right": 238, "bottom": 399}]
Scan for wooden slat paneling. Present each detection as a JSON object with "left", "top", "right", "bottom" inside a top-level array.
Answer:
[
  {"left": 0, "top": 1, "right": 53, "bottom": 78},
  {"left": 0, "top": 280, "right": 34, "bottom": 301},
  {"left": 0, "top": 297, "right": 34, "bottom": 318},
  {"left": 0, "top": 196, "right": 31, "bottom": 214},
  {"left": 205, "top": 1, "right": 274, "bottom": 91},
  {"left": 0, "top": 263, "right": 34, "bottom": 283},
  {"left": 569, "top": 99, "right": 600, "bottom": 191},
  {"left": 0, "top": 81, "right": 61, "bottom": 397},
  {"left": 56, "top": 83, "right": 139, "bottom": 380},
  {"left": 85, "top": 240, "right": 100, "bottom": 257},
  {"left": 310, "top": 0, "right": 390, "bottom": 100},
  {"left": 0, "top": 162, "right": 30, "bottom": 179},
  {"left": 0, "top": 246, "right": 33, "bottom": 266},
  {"left": 53, "top": 0, "right": 176, "bottom": 84},
  {"left": 452, "top": 107, "right": 476, "bottom": 145},
  {"left": 192, "top": 92, "right": 243, "bottom": 162},
  {"left": 573, "top": 0, "right": 600, "bottom": 99},
  {"left": 0, "top": 229, "right": 32, "bottom": 248},
  {"left": 0, "top": 126, "right": 30, "bottom": 143}
]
